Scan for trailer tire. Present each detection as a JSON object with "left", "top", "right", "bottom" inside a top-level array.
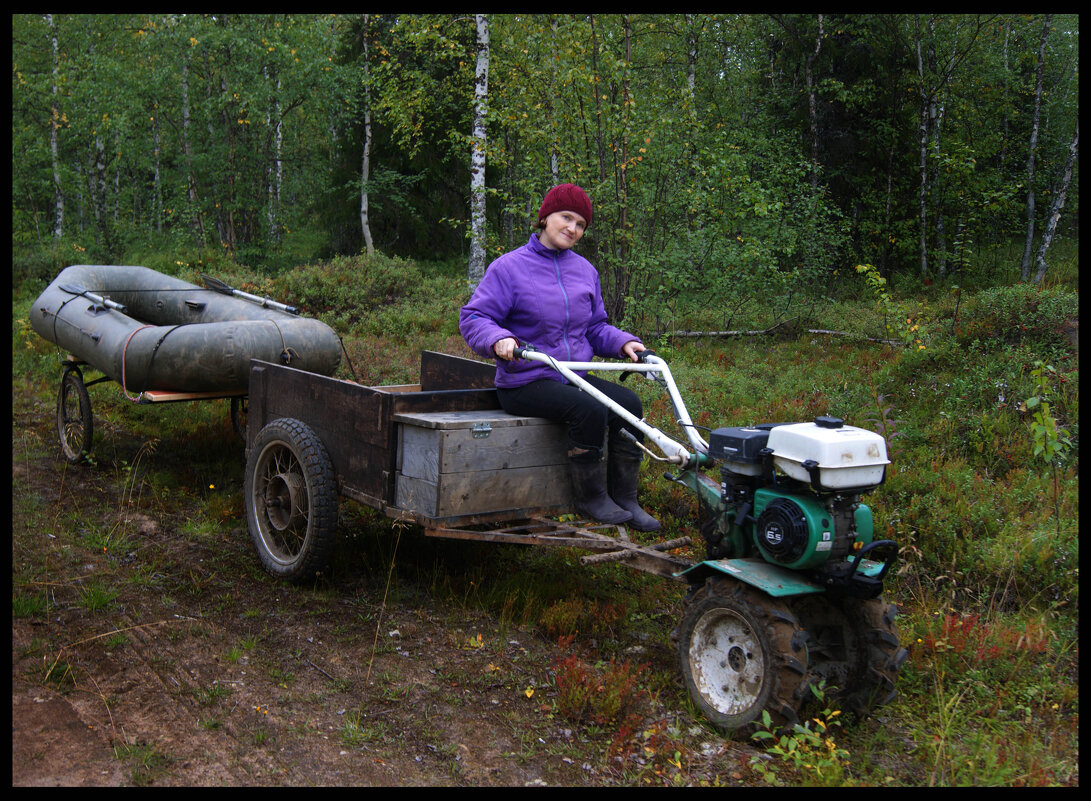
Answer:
[
  {"left": 245, "top": 418, "right": 338, "bottom": 583},
  {"left": 57, "top": 366, "right": 94, "bottom": 464},
  {"left": 678, "top": 577, "right": 809, "bottom": 738},
  {"left": 230, "top": 396, "right": 248, "bottom": 438}
]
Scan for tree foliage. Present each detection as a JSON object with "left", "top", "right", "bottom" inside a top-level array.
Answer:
[{"left": 12, "top": 13, "right": 1079, "bottom": 309}]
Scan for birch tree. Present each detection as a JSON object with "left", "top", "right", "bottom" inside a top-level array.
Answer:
[
  {"left": 47, "top": 14, "right": 64, "bottom": 239},
  {"left": 1033, "top": 115, "right": 1078, "bottom": 284},
  {"left": 1020, "top": 15, "right": 1051, "bottom": 281},
  {"left": 770, "top": 14, "right": 825, "bottom": 190},
  {"left": 265, "top": 68, "right": 283, "bottom": 245},
  {"left": 912, "top": 15, "right": 991, "bottom": 278},
  {"left": 359, "top": 15, "right": 375, "bottom": 255},
  {"left": 468, "top": 14, "right": 489, "bottom": 289}
]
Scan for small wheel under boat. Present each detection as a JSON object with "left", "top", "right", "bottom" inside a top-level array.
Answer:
[
  {"left": 244, "top": 417, "right": 338, "bottom": 583},
  {"left": 56, "top": 365, "right": 94, "bottom": 463},
  {"left": 230, "top": 396, "right": 248, "bottom": 437}
]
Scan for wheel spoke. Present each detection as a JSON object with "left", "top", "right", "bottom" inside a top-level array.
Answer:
[{"left": 255, "top": 444, "right": 314, "bottom": 561}]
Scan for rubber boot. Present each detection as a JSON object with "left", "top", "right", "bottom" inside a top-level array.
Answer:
[
  {"left": 607, "top": 442, "right": 662, "bottom": 532},
  {"left": 568, "top": 449, "right": 633, "bottom": 525}
]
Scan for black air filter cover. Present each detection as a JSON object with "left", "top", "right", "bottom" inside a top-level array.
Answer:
[{"left": 709, "top": 426, "right": 774, "bottom": 464}]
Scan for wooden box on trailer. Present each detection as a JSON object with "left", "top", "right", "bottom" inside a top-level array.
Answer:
[{"left": 394, "top": 409, "right": 572, "bottom": 519}]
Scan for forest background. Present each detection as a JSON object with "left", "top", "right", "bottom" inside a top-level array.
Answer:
[{"left": 11, "top": 13, "right": 1079, "bottom": 316}]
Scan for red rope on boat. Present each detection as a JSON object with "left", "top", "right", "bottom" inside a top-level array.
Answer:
[{"left": 120, "top": 325, "right": 155, "bottom": 402}]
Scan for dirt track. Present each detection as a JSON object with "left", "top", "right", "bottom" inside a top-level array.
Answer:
[{"left": 12, "top": 384, "right": 753, "bottom": 786}]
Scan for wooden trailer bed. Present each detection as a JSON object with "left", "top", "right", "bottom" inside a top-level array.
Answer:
[{"left": 243, "top": 351, "right": 691, "bottom": 581}]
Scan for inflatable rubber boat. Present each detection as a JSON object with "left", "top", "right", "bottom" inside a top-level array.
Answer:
[{"left": 30, "top": 264, "right": 341, "bottom": 395}]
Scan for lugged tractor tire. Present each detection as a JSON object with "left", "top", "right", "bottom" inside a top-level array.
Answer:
[
  {"left": 244, "top": 417, "right": 338, "bottom": 583},
  {"left": 849, "top": 597, "right": 908, "bottom": 713},
  {"left": 789, "top": 594, "right": 908, "bottom": 718},
  {"left": 677, "top": 577, "right": 810, "bottom": 737}
]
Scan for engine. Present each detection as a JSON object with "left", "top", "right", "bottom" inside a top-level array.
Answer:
[{"left": 704, "top": 416, "right": 894, "bottom": 596}]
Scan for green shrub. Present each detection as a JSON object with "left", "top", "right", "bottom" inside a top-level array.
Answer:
[
  {"left": 270, "top": 253, "right": 421, "bottom": 325},
  {"left": 955, "top": 284, "right": 1078, "bottom": 355}
]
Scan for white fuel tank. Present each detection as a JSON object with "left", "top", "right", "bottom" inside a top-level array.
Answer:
[{"left": 766, "top": 417, "right": 889, "bottom": 491}]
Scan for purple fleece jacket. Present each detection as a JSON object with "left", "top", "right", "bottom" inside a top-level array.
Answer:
[{"left": 459, "top": 234, "right": 640, "bottom": 388}]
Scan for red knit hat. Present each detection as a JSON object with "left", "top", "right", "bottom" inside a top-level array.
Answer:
[{"left": 537, "top": 184, "right": 592, "bottom": 226}]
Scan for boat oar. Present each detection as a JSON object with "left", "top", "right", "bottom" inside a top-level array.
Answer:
[
  {"left": 58, "top": 283, "right": 129, "bottom": 314},
  {"left": 200, "top": 273, "right": 299, "bottom": 315}
]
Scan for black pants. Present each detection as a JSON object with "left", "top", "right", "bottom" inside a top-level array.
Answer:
[{"left": 497, "top": 375, "right": 642, "bottom": 460}]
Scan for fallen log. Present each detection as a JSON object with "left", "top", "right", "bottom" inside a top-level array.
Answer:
[{"left": 656, "top": 326, "right": 902, "bottom": 346}]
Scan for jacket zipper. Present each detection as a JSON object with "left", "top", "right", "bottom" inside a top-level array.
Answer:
[{"left": 552, "top": 252, "right": 573, "bottom": 361}]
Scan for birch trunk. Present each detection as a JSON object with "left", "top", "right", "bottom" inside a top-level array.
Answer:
[
  {"left": 47, "top": 14, "right": 63, "bottom": 239},
  {"left": 360, "top": 15, "right": 374, "bottom": 255},
  {"left": 806, "top": 14, "right": 824, "bottom": 190},
  {"left": 153, "top": 113, "right": 163, "bottom": 233},
  {"left": 612, "top": 16, "right": 633, "bottom": 323},
  {"left": 916, "top": 20, "right": 930, "bottom": 278},
  {"left": 1033, "top": 117, "right": 1078, "bottom": 285},
  {"left": 1020, "top": 15, "right": 1051, "bottom": 281},
  {"left": 468, "top": 14, "right": 489, "bottom": 289},
  {"left": 181, "top": 55, "right": 206, "bottom": 250},
  {"left": 266, "top": 71, "right": 283, "bottom": 245}
]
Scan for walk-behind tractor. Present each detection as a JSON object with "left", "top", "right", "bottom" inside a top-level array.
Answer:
[
  {"left": 34, "top": 263, "right": 906, "bottom": 736},
  {"left": 512, "top": 346, "right": 908, "bottom": 735}
]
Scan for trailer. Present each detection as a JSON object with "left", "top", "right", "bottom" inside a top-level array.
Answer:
[{"left": 241, "top": 350, "right": 693, "bottom": 584}]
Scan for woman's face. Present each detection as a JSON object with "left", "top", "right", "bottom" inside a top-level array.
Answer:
[{"left": 538, "top": 210, "right": 587, "bottom": 251}]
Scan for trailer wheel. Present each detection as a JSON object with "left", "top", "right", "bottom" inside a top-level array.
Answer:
[
  {"left": 230, "top": 396, "right": 248, "bottom": 438},
  {"left": 57, "top": 366, "right": 94, "bottom": 464},
  {"left": 678, "top": 578, "right": 809, "bottom": 737},
  {"left": 790, "top": 594, "right": 908, "bottom": 718},
  {"left": 244, "top": 418, "right": 338, "bottom": 583}
]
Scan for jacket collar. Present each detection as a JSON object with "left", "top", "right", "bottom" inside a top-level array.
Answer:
[{"left": 527, "top": 233, "right": 567, "bottom": 258}]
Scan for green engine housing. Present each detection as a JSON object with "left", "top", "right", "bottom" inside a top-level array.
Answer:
[{"left": 749, "top": 488, "right": 874, "bottom": 570}]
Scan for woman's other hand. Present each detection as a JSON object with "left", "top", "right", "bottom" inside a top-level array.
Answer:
[{"left": 621, "top": 340, "right": 646, "bottom": 362}]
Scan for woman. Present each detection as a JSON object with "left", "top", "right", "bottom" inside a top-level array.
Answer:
[{"left": 459, "top": 184, "right": 660, "bottom": 531}]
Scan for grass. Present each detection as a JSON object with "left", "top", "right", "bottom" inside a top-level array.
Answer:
[
  {"left": 340, "top": 711, "right": 390, "bottom": 749},
  {"left": 77, "top": 579, "right": 120, "bottom": 612},
  {"left": 114, "top": 741, "right": 176, "bottom": 786},
  {"left": 11, "top": 244, "right": 1078, "bottom": 786}
]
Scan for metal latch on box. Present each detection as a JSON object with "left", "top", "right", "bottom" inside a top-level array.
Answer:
[{"left": 472, "top": 422, "right": 492, "bottom": 439}]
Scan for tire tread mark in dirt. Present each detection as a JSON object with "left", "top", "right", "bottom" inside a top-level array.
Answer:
[{"left": 112, "top": 615, "right": 254, "bottom": 783}]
